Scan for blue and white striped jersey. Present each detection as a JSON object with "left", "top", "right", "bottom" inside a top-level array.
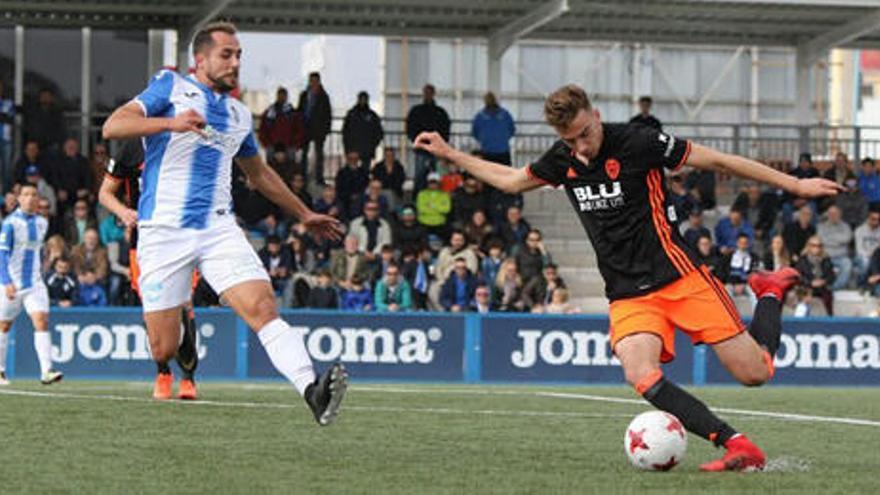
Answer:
[
  {"left": 0, "top": 209, "right": 48, "bottom": 289},
  {"left": 133, "top": 70, "right": 259, "bottom": 230}
]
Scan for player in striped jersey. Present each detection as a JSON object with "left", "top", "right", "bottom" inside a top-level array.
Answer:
[{"left": 0, "top": 183, "right": 63, "bottom": 385}]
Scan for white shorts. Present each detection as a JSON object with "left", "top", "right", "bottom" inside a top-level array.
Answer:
[
  {"left": 137, "top": 217, "right": 269, "bottom": 312},
  {"left": 0, "top": 284, "right": 49, "bottom": 321}
]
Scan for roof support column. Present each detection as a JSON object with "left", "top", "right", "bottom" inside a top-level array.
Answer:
[
  {"left": 486, "top": 0, "right": 569, "bottom": 94},
  {"left": 81, "top": 26, "right": 91, "bottom": 157},
  {"left": 795, "top": 46, "right": 812, "bottom": 151}
]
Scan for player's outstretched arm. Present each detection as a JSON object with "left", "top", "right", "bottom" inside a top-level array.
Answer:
[
  {"left": 413, "top": 131, "right": 542, "bottom": 194},
  {"left": 97, "top": 177, "right": 138, "bottom": 228},
  {"left": 102, "top": 102, "right": 207, "bottom": 140},
  {"left": 236, "top": 154, "right": 343, "bottom": 241},
  {"left": 686, "top": 143, "right": 845, "bottom": 198}
]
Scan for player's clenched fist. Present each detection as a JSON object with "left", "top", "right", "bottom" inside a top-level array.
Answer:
[
  {"left": 413, "top": 131, "right": 452, "bottom": 160},
  {"left": 168, "top": 109, "right": 207, "bottom": 137}
]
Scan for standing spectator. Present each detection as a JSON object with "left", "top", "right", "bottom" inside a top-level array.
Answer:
[
  {"left": 469, "top": 284, "right": 494, "bottom": 313},
  {"left": 340, "top": 273, "right": 372, "bottom": 311},
  {"left": 406, "top": 84, "right": 450, "bottom": 195},
  {"left": 516, "top": 229, "right": 551, "bottom": 283},
  {"left": 374, "top": 263, "right": 412, "bottom": 312},
  {"left": 54, "top": 137, "right": 94, "bottom": 207},
  {"left": 439, "top": 257, "right": 478, "bottom": 312},
  {"left": 416, "top": 173, "right": 451, "bottom": 239},
  {"left": 24, "top": 88, "right": 65, "bottom": 152},
  {"left": 76, "top": 268, "right": 107, "bottom": 307},
  {"left": 342, "top": 91, "right": 384, "bottom": 171},
  {"left": 451, "top": 175, "right": 487, "bottom": 227},
  {"left": 719, "top": 234, "right": 758, "bottom": 301},
  {"left": 817, "top": 205, "right": 853, "bottom": 290},
  {"left": 629, "top": 96, "right": 662, "bottom": 130},
  {"left": 696, "top": 235, "right": 724, "bottom": 277},
  {"left": 782, "top": 205, "right": 816, "bottom": 263},
  {"left": 522, "top": 263, "right": 566, "bottom": 312},
  {"left": 371, "top": 147, "right": 406, "bottom": 203},
  {"left": 306, "top": 269, "right": 338, "bottom": 309},
  {"left": 682, "top": 208, "right": 711, "bottom": 249},
  {"left": 298, "top": 72, "right": 332, "bottom": 185},
  {"left": 492, "top": 257, "right": 524, "bottom": 312},
  {"left": 45, "top": 257, "right": 77, "bottom": 307},
  {"left": 349, "top": 200, "right": 392, "bottom": 261},
  {"left": 471, "top": 92, "right": 515, "bottom": 165},
  {"left": 858, "top": 157, "right": 880, "bottom": 209},
  {"left": 335, "top": 152, "right": 369, "bottom": 219},
  {"left": 393, "top": 205, "right": 427, "bottom": 254},
  {"left": 497, "top": 205, "right": 531, "bottom": 252},
  {"left": 795, "top": 236, "right": 836, "bottom": 316},
  {"left": 435, "top": 230, "right": 479, "bottom": 282},
  {"left": 13, "top": 140, "right": 52, "bottom": 187},
  {"left": 763, "top": 234, "right": 792, "bottom": 272},
  {"left": 329, "top": 234, "right": 371, "bottom": 291},
  {"left": 258, "top": 87, "right": 305, "bottom": 158},
  {"left": 62, "top": 199, "right": 98, "bottom": 246},
  {"left": 259, "top": 235, "right": 293, "bottom": 298},
  {"left": 836, "top": 173, "right": 869, "bottom": 229},
  {"left": 731, "top": 183, "right": 778, "bottom": 242},
  {"left": 0, "top": 80, "right": 14, "bottom": 184},
  {"left": 854, "top": 210, "right": 880, "bottom": 285},
  {"left": 714, "top": 209, "right": 754, "bottom": 256},
  {"left": 70, "top": 228, "right": 109, "bottom": 284}
]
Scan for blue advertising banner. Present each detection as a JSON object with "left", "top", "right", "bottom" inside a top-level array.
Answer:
[
  {"left": 10, "top": 308, "right": 238, "bottom": 379},
  {"left": 247, "top": 311, "right": 466, "bottom": 381},
  {"left": 479, "top": 315, "right": 693, "bottom": 384},
  {"left": 705, "top": 318, "right": 880, "bottom": 385}
]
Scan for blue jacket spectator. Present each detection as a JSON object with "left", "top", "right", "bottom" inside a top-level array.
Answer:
[
  {"left": 471, "top": 92, "right": 515, "bottom": 164},
  {"left": 858, "top": 158, "right": 880, "bottom": 206},
  {"left": 714, "top": 210, "right": 754, "bottom": 256},
  {"left": 374, "top": 263, "right": 412, "bottom": 312},
  {"left": 76, "top": 270, "right": 107, "bottom": 307},
  {"left": 341, "top": 275, "right": 373, "bottom": 311},
  {"left": 439, "top": 259, "right": 478, "bottom": 312}
]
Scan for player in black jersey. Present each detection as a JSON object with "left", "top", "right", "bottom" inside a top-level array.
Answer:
[
  {"left": 98, "top": 138, "right": 200, "bottom": 400},
  {"left": 415, "top": 84, "right": 843, "bottom": 472}
]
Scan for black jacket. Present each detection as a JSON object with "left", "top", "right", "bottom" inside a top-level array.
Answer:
[
  {"left": 732, "top": 191, "right": 779, "bottom": 235},
  {"left": 45, "top": 272, "right": 77, "bottom": 305},
  {"left": 342, "top": 104, "right": 384, "bottom": 155},
  {"left": 307, "top": 286, "right": 338, "bottom": 309},
  {"left": 406, "top": 101, "right": 450, "bottom": 143},
  {"left": 795, "top": 255, "right": 836, "bottom": 294},
  {"left": 298, "top": 87, "right": 332, "bottom": 139}
]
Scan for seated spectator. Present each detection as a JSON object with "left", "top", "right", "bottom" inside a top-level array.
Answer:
[
  {"left": 469, "top": 284, "right": 493, "bottom": 313},
  {"left": 416, "top": 173, "right": 451, "bottom": 239},
  {"left": 99, "top": 214, "right": 124, "bottom": 246},
  {"left": 781, "top": 152, "right": 818, "bottom": 225},
  {"left": 667, "top": 174, "right": 698, "bottom": 220},
  {"left": 720, "top": 233, "right": 758, "bottom": 300},
  {"left": 370, "top": 244, "right": 397, "bottom": 285},
  {"left": 45, "top": 257, "right": 76, "bottom": 307},
  {"left": 522, "top": 263, "right": 565, "bottom": 312},
  {"left": 836, "top": 172, "right": 869, "bottom": 229},
  {"left": 731, "top": 183, "right": 778, "bottom": 242},
  {"left": 354, "top": 179, "right": 390, "bottom": 220},
  {"left": 259, "top": 235, "right": 293, "bottom": 297},
  {"left": 76, "top": 268, "right": 107, "bottom": 307},
  {"left": 289, "top": 173, "right": 313, "bottom": 208},
  {"left": 681, "top": 208, "right": 711, "bottom": 249},
  {"left": 493, "top": 257, "right": 524, "bottom": 312},
  {"left": 439, "top": 257, "right": 478, "bottom": 312},
  {"left": 340, "top": 273, "right": 373, "bottom": 311},
  {"left": 858, "top": 157, "right": 880, "bottom": 210},
  {"left": 763, "top": 234, "right": 791, "bottom": 271},
  {"left": 544, "top": 288, "right": 579, "bottom": 314},
  {"left": 70, "top": 228, "right": 109, "bottom": 283},
  {"left": 329, "top": 234, "right": 371, "bottom": 291},
  {"left": 287, "top": 233, "right": 317, "bottom": 275},
  {"left": 401, "top": 247, "right": 431, "bottom": 310},
  {"left": 436, "top": 229, "right": 479, "bottom": 283},
  {"left": 54, "top": 137, "right": 94, "bottom": 207},
  {"left": 393, "top": 205, "right": 427, "bottom": 254},
  {"left": 480, "top": 239, "right": 505, "bottom": 286},
  {"left": 783, "top": 205, "right": 816, "bottom": 263},
  {"left": 451, "top": 175, "right": 487, "bottom": 228},
  {"left": 38, "top": 197, "right": 62, "bottom": 238},
  {"left": 374, "top": 262, "right": 412, "bottom": 312},
  {"left": 854, "top": 210, "right": 880, "bottom": 286},
  {"left": 267, "top": 144, "right": 301, "bottom": 186},
  {"left": 696, "top": 234, "right": 724, "bottom": 277},
  {"left": 439, "top": 161, "right": 463, "bottom": 193},
  {"left": 63, "top": 198, "right": 97, "bottom": 245},
  {"left": 24, "top": 165, "right": 56, "bottom": 217},
  {"left": 795, "top": 235, "right": 835, "bottom": 316},
  {"left": 371, "top": 147, "right": 406, "bottom": 203},
  {"left": 42, "top": 234, "right": 68, "bottom": 274},
  {"left": 685, "top": 168, "right": 716, "bottom": 211},
  {"left": 714, "top": 209, "right": 754, "bottom": 256},
  {"left": 516, "top": 229, "right": 551, "bottom": 283},
  {"left": 349, "top": 200, "right": 392, "bottom": 262},
  {"left": 817, "top": 205, "right": 853, "bottom": 290},
  {"left": 463, "top": 209, "right": 494, "bottom": 252},
  {"left": 314, "top": 184, "right": 345, "bottom": 221},
  {"left": 13, "top": 140, "right": 53, "bottom": 187},
  {"left": 291, "top": 220, "right": 338, "bottom": 269},
  {"left": 793, "top": 286, "right": 813, "bottom": 318},
  {"left": 336, "top": 151, "right": 370, "bottom": 219},
  {"left": 865, "top": 246, "right": 880, "bottom": 297},
  {"left": 497, "top": 205, "right": 531, "bottom": 252},
  {"left": 1, "top": 189, "right": 16, "bottom": 216},
  {"left": 306, "top": 269, "right": 339, "bottom": 309}
]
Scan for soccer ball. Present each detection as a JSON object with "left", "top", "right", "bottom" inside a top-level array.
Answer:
[{"left": 624, "top": 411, "right": 687, "bottom": 471}]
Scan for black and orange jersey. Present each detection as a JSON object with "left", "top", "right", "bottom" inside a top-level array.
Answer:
[
  {"left": 106, "top": 138, "right": 144, "bottom": 246},
  {"left": 526, "top": 122, "right": 697, "bottom": 301}
]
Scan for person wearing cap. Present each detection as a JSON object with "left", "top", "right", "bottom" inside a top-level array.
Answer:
[
  {"left": 342, "top": 91, "right": 384, "bottom": 172},
  {"left": 23, "top": 164, "right": 57, "bottom": 217},
  {"left": 393, "top": 205, "right": 427, "bottom": 254},
  {"left": 416, "top": 172, "right": 451, "bottom": 239}
]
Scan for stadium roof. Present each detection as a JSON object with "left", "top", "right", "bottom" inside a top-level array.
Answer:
[{"left": 3, "top": 0, "right": 880, "bottom": 54}]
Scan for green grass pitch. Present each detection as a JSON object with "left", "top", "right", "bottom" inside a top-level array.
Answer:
[{"left": 0, "top": 381, "right": 878, "bottom": 494}]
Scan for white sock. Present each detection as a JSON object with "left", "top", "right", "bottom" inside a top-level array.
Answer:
[
  {"left": 0, "top": 332, "right": 8, "bottom": 372},
  {"left": 34, "top": 331, "right": 53, "bottom": 375},
  {"left": 257, "top": 319, "right": 315, "bottom": 396}
]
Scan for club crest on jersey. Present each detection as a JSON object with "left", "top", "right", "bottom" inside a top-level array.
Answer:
[{"left": 605, "top": 158, "right": 620, "bottom": 180}]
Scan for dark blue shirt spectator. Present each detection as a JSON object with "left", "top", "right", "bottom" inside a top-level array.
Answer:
[
  {"left": 472, "top": 92, "right": 515, "bottom": 161},
  {"left": 714, "top": 210, "right": 754, "bottom": 256}
]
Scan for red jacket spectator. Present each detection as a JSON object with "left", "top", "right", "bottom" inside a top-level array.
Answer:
[{"left": 258, "top": 88, "right": 305, "bottom": 151}]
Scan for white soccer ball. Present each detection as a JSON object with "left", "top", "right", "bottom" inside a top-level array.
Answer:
[{"left": 624, "top": 411, "right": 687, "bottom": 471}]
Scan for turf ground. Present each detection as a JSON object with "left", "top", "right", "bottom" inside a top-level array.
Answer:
[{"left": 0, "top": 381, "right": 878, "bottom": 494}]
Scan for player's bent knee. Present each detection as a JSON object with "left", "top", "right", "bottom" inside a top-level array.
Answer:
[
  {"left": 737, "top": 366, "right": 770, "bottom": 387},
  {"left": 624, "top": 365, "right": 662, "bottom": 390}
]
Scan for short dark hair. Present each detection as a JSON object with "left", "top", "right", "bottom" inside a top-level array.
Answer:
[
  {"left": 639, "top": 96, "right": 653, "bottom": 104},
  {"left": 544, "top": 262, "right": 558, "bottom": 271},
  {"left": 18, "top": 182, "right": 37, "bottom": 192},
  {"left": 192, "top": 21, "right": 237, "bottom": 57},
  {"left": 862, "top": 157, "right": 875, "bottom": 165},
  {"left": 266, "top": 235, "right": 281, "bottom": 245},
  {"left": 309, "top": 72, "right": 321, "bottom": 81},
  {"left": 424, "top": 83, "right": 435, "bottom": 93}
]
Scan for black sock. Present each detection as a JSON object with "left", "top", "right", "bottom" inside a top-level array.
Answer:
[
  {"left": 643, "top": 377, "right": 737, "bottom": 447},
  {"left": 157, "top": 361, "right": 171, "bottom": 374},
  {"left": 175, "top": 307, "right": 199, "bottom": 381},
  {"left": 749, "top": 296, "right": 783, "bottom": 355}
]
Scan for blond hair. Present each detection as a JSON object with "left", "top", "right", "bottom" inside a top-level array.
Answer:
[{"left": 544, "top": 84, "right": 592, "bottom": 129}]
